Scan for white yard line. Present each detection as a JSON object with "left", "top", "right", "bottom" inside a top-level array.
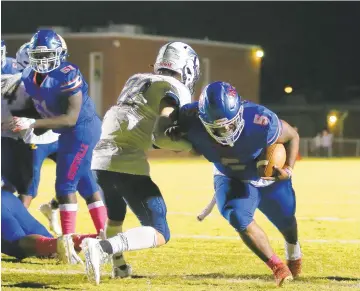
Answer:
[
  {"left": 0, "top": 268, "right": 269, "bottom": 284},
  {"left": 1, "top": 268, "right": 86, "bottom": 275},
  {"left": 171, "top": 234, "right": 360, "bottom": 244},
  {"left": 167, "top": 211, "right": 359, "bottom": 222}
]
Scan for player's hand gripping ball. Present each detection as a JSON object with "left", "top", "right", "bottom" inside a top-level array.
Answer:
[{"left": 257, "top": 143, "right": 292, "bottom": 181}]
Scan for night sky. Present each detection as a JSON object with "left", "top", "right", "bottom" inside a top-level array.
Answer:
[{"left": 2, "top": 1, "right": 360, "bottom": 103}]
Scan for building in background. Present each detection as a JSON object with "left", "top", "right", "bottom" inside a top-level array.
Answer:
[{"left": 3, "top": 25, "right": 263, "bottom": 117}]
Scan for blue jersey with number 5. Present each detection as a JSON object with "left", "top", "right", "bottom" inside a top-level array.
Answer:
[
  {"left": 178, "top": 101, "right": 282, "bottom": 181},
  {"left": 21, "top": 62, "right": 97, "bottom": 134}
]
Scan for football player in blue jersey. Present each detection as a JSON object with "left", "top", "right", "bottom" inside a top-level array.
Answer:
[
  {"left": 1, "top": 178, "right": 99, "bottom": 263},
  {"left": 14, "top": 42, "right": 62, "bottom": 235},
  {"left": 1, "top": 40, "right": 20, "bottom": 75},
  {"left": 164, "top": 81, "right": 301, "bottom": 287},
  {"left": 8, "top": 30, "right": 107, "bottom": 238}
]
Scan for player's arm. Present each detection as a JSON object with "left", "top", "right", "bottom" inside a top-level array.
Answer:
[
  {"left": 153, "top": 96, "right": 193, "bottom": 152},
  {"left": 12, "top": 70, "right": 83, "bottom": 131},
  {"left": 276, "top": 120, "right": 299, "bottom": 169},
  {"left": 256, "top": 105, "right": 299, "bottom": 180},
  {"left": 30, "top": 91, "right": 81, "bottom": 129},
  {"left": 259, "top": 120, "right": 299, "bottom": 181}
]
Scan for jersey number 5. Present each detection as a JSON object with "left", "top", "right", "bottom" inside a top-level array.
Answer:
[{"left": 253, "top": 114, "right": 269, "bottom": 126}]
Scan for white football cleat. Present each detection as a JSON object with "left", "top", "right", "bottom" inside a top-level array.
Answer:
[
  {"left": 81, "top": 238, "right": 108, "bottom": 285},
  {"left": 39, "top": 203, "right": 62, "bottom": 236},
  {"left": 112, "top": 264, "right": 132, "bottom": 279},
  {"left": 57, "top": 234, "right": 83, "bottom": 265},
  {"left": 96, "top": 230, "right": 112, "bottom": 264}
]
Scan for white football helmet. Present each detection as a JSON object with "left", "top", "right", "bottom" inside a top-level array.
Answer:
[
  {"left": 153, "top": 42, "right": 200, "bottom": 95},
  {"left": 16, "top": 42, "right": 31, "bottom": 71},
  {"left": 1, "top": 40, "right": 6, "bottom": 68}
]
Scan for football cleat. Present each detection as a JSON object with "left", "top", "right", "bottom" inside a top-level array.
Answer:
[
  {"left": 272, "top": 263, "right": 293, "bottom": 287},
  {"left": 287, "top": 258, "right": 302, "bottom": 278},
  {"left": 112, "top": 264, "right": 132, "bottom": 279},
  {"left": 81, "top": 238, "right": 108, "bottom": 285},
  {"left": 39, "top": 203, "right": 62, "bottom": 236},
  {"left": 57, "top": 234, "right": 83, "bottom": 265}
]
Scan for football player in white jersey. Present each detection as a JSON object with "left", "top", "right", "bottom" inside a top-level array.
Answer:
[{"left": 81, "top": 42, "right": 200, "bottom": 284}]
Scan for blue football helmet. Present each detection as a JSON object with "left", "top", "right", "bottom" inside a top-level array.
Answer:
[
  {"left": 28, "top": 30, "right": 68, "bottom": 73},
  {"left": 16, "top": 42, "right": 31, "bottom": 71},
  {"left": 1, "top": 40, "right": 6, "bottom": 68},
  {"left": 198, "top": 81, "right": 245, "bottom": 147}
]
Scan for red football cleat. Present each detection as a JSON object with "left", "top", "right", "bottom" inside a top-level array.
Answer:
[
  {"left": 287, "top": 258, "right": 302, "bottom": 278},
  {"left": 272, "top": 263, "right": 293, "bottom": 287}
]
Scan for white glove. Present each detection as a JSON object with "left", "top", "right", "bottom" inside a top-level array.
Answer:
[
  {"left": 22, "top": 129, "right": 60, "bottom": 144},
  {"left": 11, "top": 116, "right": 36, "bottom": 132}
]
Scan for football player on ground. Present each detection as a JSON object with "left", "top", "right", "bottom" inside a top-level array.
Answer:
[
  {"left": 7, "top": 30, "right": 107, "bottom": 240},
  {"left": 81, "top": 42, "right": 199, "bottom": 284},
  {"left": 164, "top": 81, "right": 302, "bottom": 287},
  {"left": 1, "top": 178, "right": 98, "bottom": 263}
]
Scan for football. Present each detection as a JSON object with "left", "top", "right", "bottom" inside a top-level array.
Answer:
[{"left": 262, "top": 143, "right": 287, "bottom": 177}]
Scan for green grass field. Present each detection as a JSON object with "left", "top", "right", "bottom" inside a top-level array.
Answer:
[{"left": 2, "top": 158, "right": 360, "bottom": 290}]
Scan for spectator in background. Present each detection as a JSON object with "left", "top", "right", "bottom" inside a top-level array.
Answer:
[
  {"left": 320, "top": 129, "right": 333, "bottom": 157},
  {"left": 311, "top": 132, "right": 322, "bottom": 157}
]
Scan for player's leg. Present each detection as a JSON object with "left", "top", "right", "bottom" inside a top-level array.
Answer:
[
  {"left": 77, "top": 169, "right": 107, "bottom": 234},
  {"left": 55, "top": 148, "right": 80, "bottom": 235},
  {"left": 38, "top": 147, "right": 62, "bottom": 235},
  {"left": 100, "top": 173, "right": 170, "bottom": 250},
  {"left": 93, "top": 170, "right": 130, "bottom": 278},
  {"left": 82, "top": 172, "right": 169, "bottom": 284},
  {"left": 1, "top": 137, "right": 33, "bottom": 197},
  {"left": 258, "top": 180, "right": 302, "bottom": 278},
  {"left": 214, "top": 175, "right": 292, "bottom": 286},
  {"left": 69, "top": 116, "right": 106, "bottom": 234},
  {"left": 56, "top": 125, "right": 105, "bottom": 235},
  {"left": 19, "top": 143, "right": 49, "bottom": 208},
  {"left": 1, "top": 188, "right": 55, "bottom": 259}
]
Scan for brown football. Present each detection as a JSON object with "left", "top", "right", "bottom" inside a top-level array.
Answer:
[{"left": 263, "top": 143, "right": 286, "bottom": 177}]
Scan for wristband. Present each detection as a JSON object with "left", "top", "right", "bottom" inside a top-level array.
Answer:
[
  {"left": 283, "top": 165, "right": 293, "bottom": 177},
  {"left": 256, "top": 160, "right": 269, "bottom": 168}
]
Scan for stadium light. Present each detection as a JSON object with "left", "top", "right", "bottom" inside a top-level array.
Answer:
[
  {"left": 284, "top": 86, "right": 293, "bottom": 94},
  {"left": 328, "top": 115, "right": 337, "bottom": 125},
  {"left": 327, "top": 110, "right": 348, "bottom": 138},
  {"left": 255, "top": 49, "right": 264, "bottom": 59}
]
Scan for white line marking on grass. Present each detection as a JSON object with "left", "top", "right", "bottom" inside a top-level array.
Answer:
[
  {"left": 2, "top": 268, "right": 85, "bottom": 275},
  {"left": 298, "top": 217, "right": 357, "bottom": 222},
  {"left": 167, "top": 212, "right": 359, "bottom": 222},
  {"left": 172, "top": 234, "right": 360, "bottom": 244},
  {"left": 1, "top": 268, "right": 270, "bottom": 284}
]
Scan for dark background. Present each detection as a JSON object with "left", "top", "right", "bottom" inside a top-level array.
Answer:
[{"left": 2, "top": 1, "right": 360, "bottom": 104}]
